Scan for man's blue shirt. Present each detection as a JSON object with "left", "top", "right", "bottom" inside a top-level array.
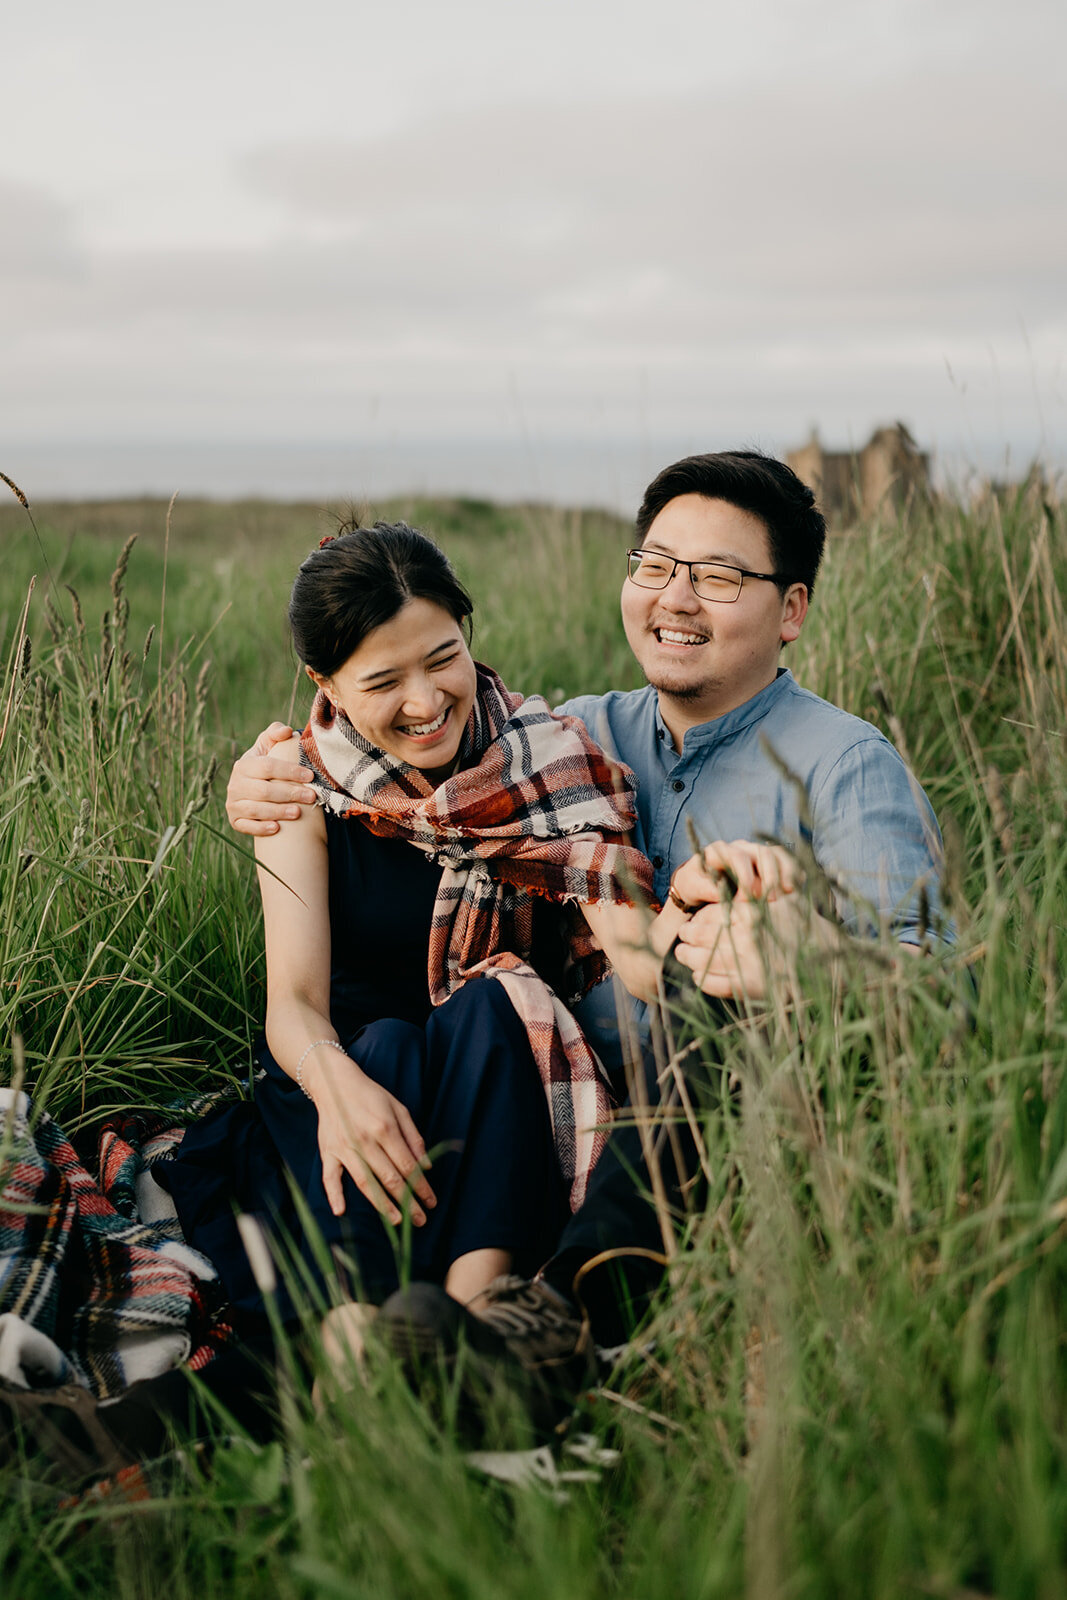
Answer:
[{"left": 558, "top": 668, "right": 946, "bottom": 943}]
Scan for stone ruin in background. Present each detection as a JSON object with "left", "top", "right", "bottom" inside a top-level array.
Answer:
[{"left": 787, "top": 422, "right": 930, "bottom": 524}]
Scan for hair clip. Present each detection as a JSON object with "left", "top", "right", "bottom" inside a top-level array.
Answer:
[{"left": 318, "top": 533, "right": 336, "bottom": 550}]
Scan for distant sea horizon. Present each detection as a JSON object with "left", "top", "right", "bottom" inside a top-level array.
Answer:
[{"left": 2, "top": 431, "right": 1059, "bottom": 516}]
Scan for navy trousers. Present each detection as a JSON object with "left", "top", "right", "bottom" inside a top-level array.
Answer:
[{"left": 163, "top": 979, "right": 567, "bottom": 1324}]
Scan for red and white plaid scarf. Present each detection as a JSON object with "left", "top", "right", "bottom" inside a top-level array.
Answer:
[{"left": 300, "top": 664, "right": 653, "bottom": 1209}]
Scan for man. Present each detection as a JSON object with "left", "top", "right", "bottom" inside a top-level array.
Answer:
[{"left": 225, "top": 450, "right": 947, "bottom": 1371}]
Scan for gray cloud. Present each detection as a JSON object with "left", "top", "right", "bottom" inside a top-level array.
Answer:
[
  {"left": 0, "top": 180, "right": 86, "bottom": 280},
  {"left": 238, "top": 68, "right": 1065, "bottom": 305},
  {"left": 2, "top": 63, "right": 1064, "bottom": 472}
]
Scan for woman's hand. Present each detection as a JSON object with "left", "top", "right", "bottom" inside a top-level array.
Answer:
[
  {"left": 670, "top": 839, "right": 802, "bottom": 910},
  {"left": 578, "top": 837, "right": 800, "bottom": 1003},
  {"left": 305, "top": 1048, "right": 437, "bottom": 1225}
]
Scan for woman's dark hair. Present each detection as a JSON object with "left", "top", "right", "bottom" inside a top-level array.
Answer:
[{"left": 289, "top": 519, "right": 474, "bottom": 675}]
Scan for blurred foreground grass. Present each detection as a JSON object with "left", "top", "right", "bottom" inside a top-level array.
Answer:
[{"left": 1, "top": 480, "right": 1066, "bottom": 1598}]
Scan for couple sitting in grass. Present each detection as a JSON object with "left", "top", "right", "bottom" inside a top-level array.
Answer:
[
  {"left": 202, "top": 448, "right": 948, "bottom": 1406},
  {"left": 1, "top": 449, "right": 950, "bottom": 1474}
]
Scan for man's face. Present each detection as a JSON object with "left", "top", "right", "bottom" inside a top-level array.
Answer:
[{"left": 620, "top": 493, "right": 808, "bottom": 737}]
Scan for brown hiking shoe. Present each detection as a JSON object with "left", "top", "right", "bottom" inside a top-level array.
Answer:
[
  {"left": 465, "top": 1276, "right": 593, "bottom": 1378},
  {"left": 377, "top": 1277, "right": 594, "bottom": 1441}
]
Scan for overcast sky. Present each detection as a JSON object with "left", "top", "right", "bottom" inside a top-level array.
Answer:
[{"left": 2, "top": 0, "right": 1064, "bottom": 507}]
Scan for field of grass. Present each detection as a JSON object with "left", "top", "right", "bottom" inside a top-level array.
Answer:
[{"left": 1, "top": 476, "right": 1066, "bottom": 1598}]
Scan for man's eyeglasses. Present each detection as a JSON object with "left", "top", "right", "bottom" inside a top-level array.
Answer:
[{"left": 626, "top": 548, "right": 790, "bottom": 604}]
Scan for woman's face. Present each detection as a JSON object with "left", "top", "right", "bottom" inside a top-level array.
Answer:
[{"left": 309, "top": 597, "right": 477, "bottom": 778}]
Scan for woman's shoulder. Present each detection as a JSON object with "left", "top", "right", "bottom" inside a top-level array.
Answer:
[
  {"left": 253, "top": 736, "right": 325, "bottom": 864},
  {"left": 270, "top": 732, "right": 304, "bottom": 764}
]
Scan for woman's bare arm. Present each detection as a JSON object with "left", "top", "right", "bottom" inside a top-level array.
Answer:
[
  {"left": 255, "top": 738, "right": 436, "bottom": 1223},
  {"left": 579, "top": 898, "right": 689, "bottom": 1001}
]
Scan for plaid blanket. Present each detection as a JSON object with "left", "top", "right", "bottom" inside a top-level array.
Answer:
[
  {"left": 302, "top": 663, "right": 654, "bottom": 1209},
  {"left": 0, "top": 1090, "right": 227, "bottom": 1400}
]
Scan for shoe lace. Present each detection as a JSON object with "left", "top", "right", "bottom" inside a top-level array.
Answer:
[{"left": 468, "top": 1276, "right": 583, "bottom": 1362}]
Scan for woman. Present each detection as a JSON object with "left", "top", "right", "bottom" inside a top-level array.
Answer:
[{"left": 163, "top": 519, "right": 678, "bottom": 1325}]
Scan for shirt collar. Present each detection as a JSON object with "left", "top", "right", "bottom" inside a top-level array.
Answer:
[{"left": 654, "top": 668, "right": 795, "bottom": 754}]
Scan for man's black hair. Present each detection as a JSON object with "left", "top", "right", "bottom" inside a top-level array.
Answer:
[{"left": 635, "top": 450, "right": 826, "bottom": 597}]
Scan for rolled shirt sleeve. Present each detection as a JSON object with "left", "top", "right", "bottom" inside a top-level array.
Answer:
[{"left": 806, "top": 735, "right": 947, "bottom": 943}]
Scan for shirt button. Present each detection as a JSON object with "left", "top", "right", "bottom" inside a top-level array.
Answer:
[
  {"left": 652, "top": 855, "right": 663, "bottom": 869},
  {"left": 672, "top": 779, "right": 685, "bottom": 793}
]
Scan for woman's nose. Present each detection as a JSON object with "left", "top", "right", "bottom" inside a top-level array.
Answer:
[{"left": 401, "top": 678, "right": 444, "bottom": 721}]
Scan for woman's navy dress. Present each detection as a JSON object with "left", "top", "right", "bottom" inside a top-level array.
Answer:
[{"left": 162, "top": 815, "right": 569, "bottom": 1325}]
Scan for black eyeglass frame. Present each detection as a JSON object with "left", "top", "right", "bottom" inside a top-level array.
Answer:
[{"left": 625, "top": 548, "right": 795, "bottom": 603}]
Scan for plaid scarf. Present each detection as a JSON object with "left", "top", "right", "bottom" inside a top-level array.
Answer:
[
  {"left": 300, "top": 663, "right": 654, "bottom": 1209},
  {"left": 0, "top": 1092, "right": 230, "bottom": 1399}
]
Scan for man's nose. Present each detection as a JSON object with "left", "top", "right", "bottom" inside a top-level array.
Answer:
[{"left": 662, "top": 563, "right": 701, "bottom": 607}]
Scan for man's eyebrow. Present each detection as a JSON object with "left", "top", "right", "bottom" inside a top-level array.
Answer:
[
  {"left": 642, "top": 540, "right": 744, "bottom": 565},
  {"left": 356, "top": 636, "right": 462, "bottom": 686}
]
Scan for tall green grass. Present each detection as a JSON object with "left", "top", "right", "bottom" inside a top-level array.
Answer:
[{"left": 1, "top": 480, "right": 1066, "bottom": 1598}]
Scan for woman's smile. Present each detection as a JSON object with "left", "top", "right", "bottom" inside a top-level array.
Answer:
[{"left": 396, "top": 706, "right": 451, "bottom": 739}]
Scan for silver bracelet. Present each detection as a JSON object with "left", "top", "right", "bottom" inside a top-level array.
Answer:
[{"left": 294, "top": 1037, "right": 347, "bottom": 1100}]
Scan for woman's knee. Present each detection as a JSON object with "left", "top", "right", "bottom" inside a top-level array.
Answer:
[
  {"left": 425, "top": 980, "right": 543, "bottom": 1106},
  {"left": 434, "top": 976, "right": 526, "bottom": 1038},
  {"left": 346, "top": 1017, "right": 424, "bottom": 1058},
  {"left": 344, "top": 1017, "right": 427, "bottom": 1104}
]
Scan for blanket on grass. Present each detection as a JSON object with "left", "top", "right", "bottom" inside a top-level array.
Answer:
[{"left": 0, "top": 1089, "right": 229, "bottom": 1399}]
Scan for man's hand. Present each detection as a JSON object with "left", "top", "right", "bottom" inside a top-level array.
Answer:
[
  {"left": 669, "top": 839, "right": 803, "bottom": 911},
  {"left": 672, "top": 896, "right": 794, "bottom": 1001},
  {"left": 673, "top": 893, "right": 842, "bottom": 1002},
  {"left": 226, "top": 722, "right": 319, "bottom": 836}
]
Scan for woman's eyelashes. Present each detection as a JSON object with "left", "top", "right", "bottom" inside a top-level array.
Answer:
[{"left": 367, "top": 655, "right": 460, "bottom": 694}]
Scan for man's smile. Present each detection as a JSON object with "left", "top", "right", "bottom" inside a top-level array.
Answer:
[{"left": 652, "top": 625, "right": 710, "bottom": 647}]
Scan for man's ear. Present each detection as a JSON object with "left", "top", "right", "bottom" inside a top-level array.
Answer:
[{"left": 779, "top": 584, "right": 808, "bottom": 645}]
